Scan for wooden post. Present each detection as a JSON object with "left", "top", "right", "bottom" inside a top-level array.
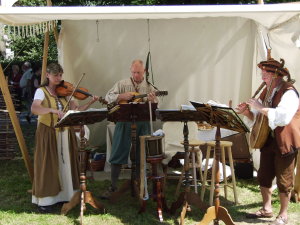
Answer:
[
  {"left": 0, "top": 64, "right": 34, "bottom": 182},
  {"left": 46, "top": 0, "right": 59, "bottom": 44},
  {"left": 41, "top": 0, "right": 55, "bottom": 82},
  {"left": 52, "top": 21, "right": 59, "bottom": 44},
  {"left": 41, "top": 30, "right": 49, "bottom": 82}
]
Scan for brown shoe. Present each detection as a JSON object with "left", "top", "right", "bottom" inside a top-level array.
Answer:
[
  {"left": 269, "top": 216, "right": 288, "bottom": 225},
  {"left": 246, "top": 208, "right": 273, "bottom": 218}
]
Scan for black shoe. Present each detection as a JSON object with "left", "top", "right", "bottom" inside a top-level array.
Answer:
[
  {"left": 37, "top": 205, "right": 54, "bottom": 214},
  {"left": 56, "top": 201, "right": 68, "bottom": 206}
]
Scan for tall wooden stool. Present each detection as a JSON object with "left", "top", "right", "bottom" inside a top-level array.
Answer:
[
  {"left": 201, "top": 140, "right": 238, "bottom": 206},
  {"left": 176, "top": 140, "right": 206, "bottom": 196}
]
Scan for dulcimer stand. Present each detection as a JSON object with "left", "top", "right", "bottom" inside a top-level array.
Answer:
[
  {"left": 107, "top": 102, "right": 158, "bottom": 202},
  {"left": 55, "top": 109, "right": 108, "bottom": 225},
  {"left": 139, "top": 134, "right": 169, "bottom": 222},
  {"left": 190, "top": 101, "right": 249, "bottom": 225},
  {"left": 156, "top": 109, "right": 210, "bottom": 224}
]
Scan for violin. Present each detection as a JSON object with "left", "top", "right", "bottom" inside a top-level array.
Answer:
[{"left": 55, "top": 80, "right": 108, "bottom": 105}]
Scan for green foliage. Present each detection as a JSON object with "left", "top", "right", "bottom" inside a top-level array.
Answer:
[
  {"left": 0, "top": 32, "right": 57, "bottom": 67},
  {"left": 13, "top": 0, "right": 46, "bottom": 6}
]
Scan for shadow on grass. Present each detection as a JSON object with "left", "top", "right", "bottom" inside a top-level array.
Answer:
[{"left": 56, "top": 178, "right": 204, "bottom": 225}]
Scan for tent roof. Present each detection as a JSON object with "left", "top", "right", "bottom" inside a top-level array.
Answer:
[{"left": 0, "top": 4, "right": 300, "bottom": 29}]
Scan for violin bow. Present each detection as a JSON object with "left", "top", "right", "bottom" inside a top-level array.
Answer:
[{"left": 62, "top": 73, "right": 86, "bottom": 113}]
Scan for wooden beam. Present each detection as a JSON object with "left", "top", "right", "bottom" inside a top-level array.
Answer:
[
  {"left": 41, "top": 30, "right": 49, "bottom": 82},
  {"left": 46, "top": 0, "right": 59, "bottom": 44},
  {"left": 41, "top": 0, "right": 56, "bottom": 81},
  {"left": 52, "top": 21, "right": 59, "bottom": 45},
  {"left": 0, "top": 64, "right": 34, "bottom": 182},
  {"left": 47, "top": 0, "right": 59, "bottom": 44}
]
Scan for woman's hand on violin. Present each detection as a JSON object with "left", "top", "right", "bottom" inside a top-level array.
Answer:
[
  {"left": 90, "top": 95, "right": 100, "bottom": 104},
  {"left": 75, "top": 95, "right": 101, "bottom": 111},
  {"left": 50, "top": 108, "right": 65, "bottom": 119}
]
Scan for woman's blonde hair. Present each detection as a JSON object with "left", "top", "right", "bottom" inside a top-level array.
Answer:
[{"left": 40, "top": 63, "right": 63, "bottom": 87}]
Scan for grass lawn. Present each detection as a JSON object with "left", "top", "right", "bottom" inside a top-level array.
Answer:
[{"left": 0, "top": 121, "right": 299, "bottom": 225}]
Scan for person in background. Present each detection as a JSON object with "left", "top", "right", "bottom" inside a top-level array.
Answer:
[
  {"left": 20, "top": 61, "right": 32, "bottom": 96},
  {"left": 31, "top": 63, "right": 42, "bottom": 95},
  {"left": 102, "top": 59, "right": 157, "bottom": 199},
  {"left": 236, "top": 57, "right": 299, "bottom": 225},
  {"left": 31, "top": 62, "right": 99, "bottom": 213},
  {"left": 20, "top": 61, "right": 33, "bottom": 123},
  {"left": 8, "top": 64, "right": 22, "bottom": 109}
]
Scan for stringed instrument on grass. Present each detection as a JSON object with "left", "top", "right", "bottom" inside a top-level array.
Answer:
[{"left": 118, "top": 90, "right": 168, "bottom": 104}]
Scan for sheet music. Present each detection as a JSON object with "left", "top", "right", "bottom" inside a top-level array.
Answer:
[
  {"left": 190, "top": 101, "right": 250, "bottom": 133},
  {"left": 207, "top": 100, "right": 229, "bottom": 108},
  {"left": 60, "top": 108, "right": 108, "bottom": 121},
  {"left": 180, "top": 104, "right": 196, "bottom": 111},
  {"left": 189, "top": 100, "right": 229, "bottom": 108}
]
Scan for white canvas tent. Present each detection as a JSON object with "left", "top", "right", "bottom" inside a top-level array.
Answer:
[{"left": 1, "top": 4, "right": 300, "bottom": 146}]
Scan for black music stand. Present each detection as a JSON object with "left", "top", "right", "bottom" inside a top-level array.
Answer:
[
  {"left": 55, "top": 109, "right": 108, "bottom": 224},
  {"left": 156, "top": 109, "right": 210, "bottom": 224},
  {"left": 190, "top": 101, "right": 249, "bottom": 225},
  {"left": 107, "top": 102, "right": 157, "bottom": 202}
]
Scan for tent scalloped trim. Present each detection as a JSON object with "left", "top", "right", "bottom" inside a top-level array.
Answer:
[{"left": 5, "top": 20, "right": 57, "bottom": 38}]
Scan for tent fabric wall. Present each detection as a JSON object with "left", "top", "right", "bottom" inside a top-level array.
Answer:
[
  {"left": 0, "top": 5, "right": 300, "bottom": 29},
  {"left": 1, "top": 5, "right": 300, "bottom": 146},
  {"left": 59, "top": 17, "right": 255, "bottom": 146}
]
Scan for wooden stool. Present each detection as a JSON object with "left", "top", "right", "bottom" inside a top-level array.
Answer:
[
  {"left": 175, "top": 140, "right": 205, "bottom": 196},
  {"left": 200, "top": 140, "right": 238, "bottom": 206}
]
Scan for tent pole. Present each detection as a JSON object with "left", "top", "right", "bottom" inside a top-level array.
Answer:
[
  {"left": 41, "top": 30, "right": 49, "bottom": 81},
  {"left": 46, "top": 0, "right": 59, "bottom": 44},
  {"left": 0, "top": 64, "right": 34, "bottom": 182},
  {"left": 41, "top": 0, "right": 54, "bottom": 81},
  {"left": 52, "top": 21, "right": 59, "bottom": 45}
]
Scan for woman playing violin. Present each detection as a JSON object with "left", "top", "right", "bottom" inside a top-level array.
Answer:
[{"left": 31, "top": 63, "right": 99, "bottom": 213}]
